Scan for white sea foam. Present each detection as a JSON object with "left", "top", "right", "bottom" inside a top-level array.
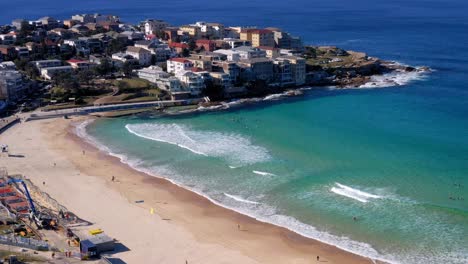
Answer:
[
  {"left": 224, "top": 193, "right": 260, "bottom": 205},
  {"left": 252, "top": 170, "right": 276, "bottom": 176},
  {"left": 125, "top": 123, "right": 270, "bottom": 165},
  {"left": 73, "top": 120, "right": 399, "bottom": 264},
  {"left": 228, "top": 166, "right": 238, "bottom": 169},
  {"left": 263, "top": 93, "right": 285, "bottom": 101},
  {"left": 359, "top": 64, "right": 431, "bottom": 88},
  {"left": 75, "top": 121, "right": 458, "bottom": 264},
  {"left": 331, "top": 182, "right": 382, "bottom": 203}
]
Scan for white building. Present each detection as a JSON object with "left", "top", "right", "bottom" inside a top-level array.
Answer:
[
  {"left": 273, "top": 59, "right": 294, "bottom": 86},
  {"left": 0, "top": 61, "right": 17, "bottom": 70},
  {"left": 121, "top": 31, "right": 144, "bottom": 41},
  {"left": 71, "top": 14, "right": 94, "bottom": 23},
  {"left": 135, "top": 40, "right": 172, "bottom": 62},
  {"left": 40, "top": 66, "right": 73, "bottom": 80},
  {"left": 111, "top": 52, "right": 138, "bottom": 64},
  {"left": 143, "top": 19, "right": 169, "bottom": 35},
  {"left": 213, "top": 46, "right": 266, "bottom": 62},
  {"left": 232, "top": 46, "right": 267, "bottom": 60},
  {"left": 213, "top": 49, "right": 240, "bottom": 62},
  {"left": 137, "top": 66, "right": 182, "bottom": 93},
  {"left": 222, "top": 38, "right": 251, "bottom": 49},
  {"left": 0, "top": 34, "right": 16, "bottom": 45},
  {"left": 167, "top": 58, "right": 193, "bottom": 75},
  {"left": 0, "top": 70, "right": 25, "bottom": 103},
  {"left": 33, "top": 59, "right": 62, "bottom": 70},
  {"left": 275, "top": 56, "right": 306, "bottom": 86},
  {"left": 126, "top": 46, "right": 152, "bottom": 66},
  {"left": 209, "top": 72, "right": 232, "bottom": 88},
  {"left": 67, "top": 59, "right": 94, "bottom": 70},
  {"left": 177, "top": 71, "right": 205, "bottom": 96}
]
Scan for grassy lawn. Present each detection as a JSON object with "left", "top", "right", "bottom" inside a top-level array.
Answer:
[
  {"left": 306, "top": 46, "right": 371, "bottom": 69},
  {"left": 113, "top": 78, "right": 152, "bottom": 90},
  {"left": 42, "top": 78, "right": 168, "bottom": 110}
]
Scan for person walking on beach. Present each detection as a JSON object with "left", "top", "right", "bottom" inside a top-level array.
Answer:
[
  {"left": 237, "top": 224, "right": 240, "bottom": 230},
  {"left": 112, "top": 175, "right": 115, "bottom": 182},
  {"left": 317, "top": 255, "right": 320, "bottom": 261}
]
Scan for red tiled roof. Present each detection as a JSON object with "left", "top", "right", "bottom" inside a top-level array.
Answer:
[
  {"left": 169, "top": 42, "right": 189, "bottom": 48},
  {"left": 170, "top": 58, "right": 191, "bottom": 63},
  {"left": 146, "top": 34, "right": 156, "bottom": 40},
  {"left": 196, "top": 39, "right": 214, "bottom": 44},
  {"left": 190, "top": 67, "right": 204, "bottom": 72},
  {"left": 67, "top": 59, "right": 86, "bottom": 63},
  {"left": 253, "top": 29, "right": 272, "bottom": 34}
]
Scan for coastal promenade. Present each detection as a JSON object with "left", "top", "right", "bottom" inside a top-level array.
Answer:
[{"left": 24, "top": 98, "right": 206, "bottom": 121}]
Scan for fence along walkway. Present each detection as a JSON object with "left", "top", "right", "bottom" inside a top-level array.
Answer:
[{"left": 0, "top": 234, "right": 49, "bottom": 251}]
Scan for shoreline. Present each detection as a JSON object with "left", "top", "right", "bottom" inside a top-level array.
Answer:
[
  {"left": 2, "top": 115, "right": 384, "bottom": 263},
  {"left": 136, "top": 62, "right": 431, "bottom": 119},
  {"left": 74, "top": 117, "right": 390, "bottom": 263}
]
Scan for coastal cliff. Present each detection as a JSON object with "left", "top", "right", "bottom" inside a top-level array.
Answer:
[{"left": 304, "top": 46, "right": 430, "bottom": 88}]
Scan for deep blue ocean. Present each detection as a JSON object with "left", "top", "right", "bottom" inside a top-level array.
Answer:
[{"left": 2, "top": 1, "right": 467, "bottom": 263}]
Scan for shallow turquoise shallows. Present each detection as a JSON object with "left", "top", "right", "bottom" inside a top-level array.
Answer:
[{"left": 85, "top": 77, "right": 468, "bottom": 263}]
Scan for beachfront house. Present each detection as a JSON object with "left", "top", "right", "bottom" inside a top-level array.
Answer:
[
  {"left": 167, "top": 58, "right": 193, "bottom": 75},
  {"left": 33, "top": 59, "right": 62, "bottom": 70},
  {"left": 137, "top": 66, "right": 183, "bottom": 93},
  {"left": 40, "top": 66, "right": 73, "bottom": 80},
  {"left": 125, "top": 46, "right": 152, "bottom": 66},
  {"left": 176, "top": 71, "right": 205, "bottom": 96}
]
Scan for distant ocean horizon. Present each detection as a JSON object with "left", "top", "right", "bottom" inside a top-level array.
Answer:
[{"left": 4, "top": 0, "right": 468, "bottom": 263}]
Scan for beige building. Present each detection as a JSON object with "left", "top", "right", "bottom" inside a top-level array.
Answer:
[
  {"left": 258, "top": 46, "right": 280, "bottom": 58},
  {"left": 188, "top": 57, "right": 213, "bottom": 72},
  {"left": 179, "top": 25, "right": 200, "bottom": 38},
  {"left": 126, "top": 46, "right": 152, "bottom": 66},
  {"left": 240, "top": 29, "right": 275, "bottom": 47},
  {"left": 238, "top": 57, "right": 274, "bottom": 81},
  {"left": 275, "top": 56, "right": 306, "bottom": 86}
]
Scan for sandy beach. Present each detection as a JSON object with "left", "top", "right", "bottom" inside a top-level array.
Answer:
[{"left": 0, "top": 116, "right": 377, "bottom": 264}]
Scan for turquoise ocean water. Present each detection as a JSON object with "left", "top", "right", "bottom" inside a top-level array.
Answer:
[
  {"left": 81, "top": 83, "right": 468, "bottom": 263},
  {"left": 3, "top": 0, "right": 467, "bottom": 262}
]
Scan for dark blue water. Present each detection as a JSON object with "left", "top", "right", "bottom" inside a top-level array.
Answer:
[{"left": 4, "top": 1, "right": 468, "bottom": 263}]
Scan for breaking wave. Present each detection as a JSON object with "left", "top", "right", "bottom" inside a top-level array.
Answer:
[
  {"left": 73, "top": 120, "right": 396, "bottom": 264},
  {"left": 331, "top": 182, "right": 382, "bottom": 203},
  {"left": 74, "top": 120, "right": 467, "bottom": 264},
  {"left": 125, "top": 123, "right": 271, "bottom": 165},
  {"left": 224, "top": 193, "right": 260, "bottom": 205},
  {"left": 252, "top": 170, "right": 276, "bottom": 176},
  {"left": 359, "top": 64, "right": 431, "bottom": 88}
]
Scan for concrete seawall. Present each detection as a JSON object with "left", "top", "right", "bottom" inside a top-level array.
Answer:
[{"left": 0, "top": 117, "right": 20, "bottom": 134}]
